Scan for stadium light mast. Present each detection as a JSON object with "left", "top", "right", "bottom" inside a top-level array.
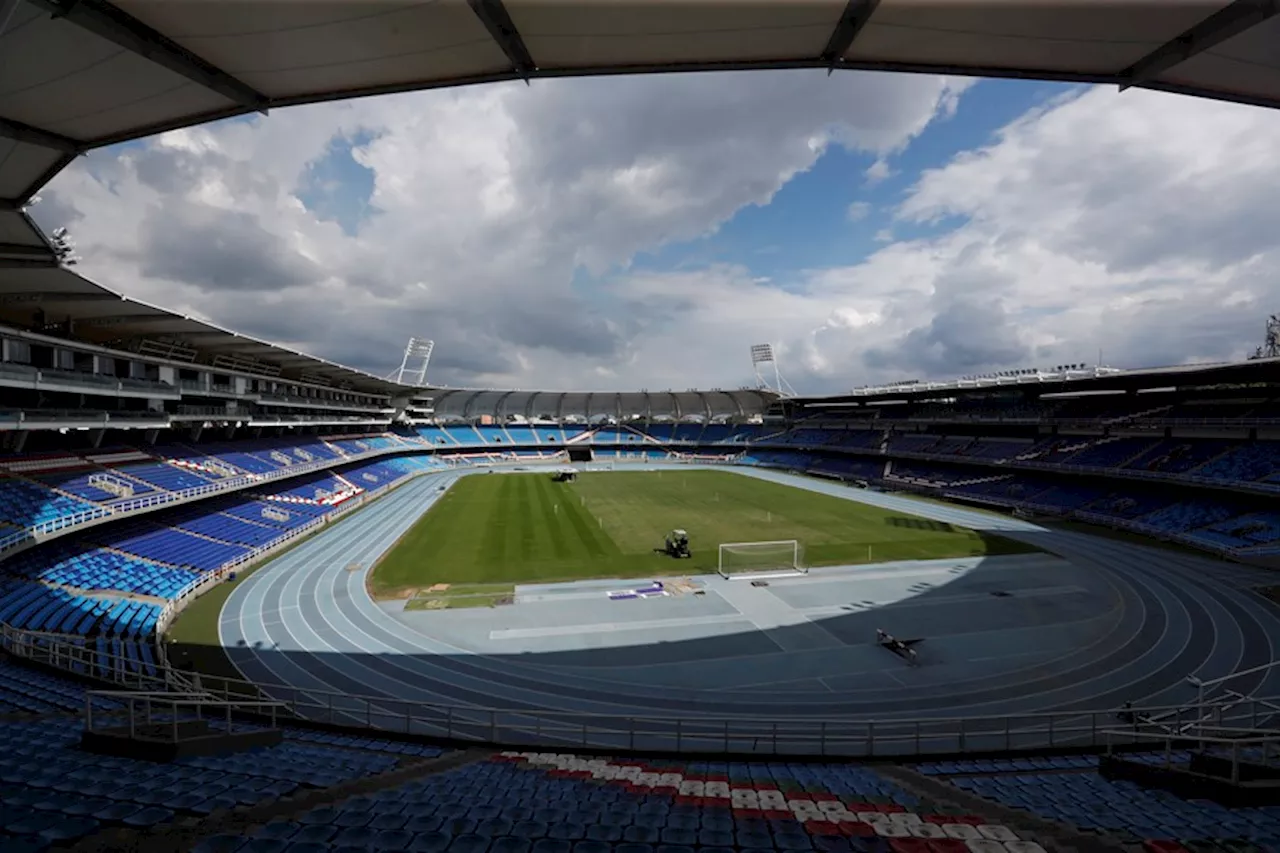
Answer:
[
  {"left": 395, "top": 337, "right": 435, "bottom": 386},
  {"left": 1249, "top": 314, "right": 1280, "bottom": 360},
  {"left": 750, "top": 343, "right": 795, "bottom": 397}
]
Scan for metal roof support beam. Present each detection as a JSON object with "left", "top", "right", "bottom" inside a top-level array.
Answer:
[
  {"left": 494, "top": 389, "right": 516, "bottom": 422},
  {"left": 0, "top": 257, "right": 57, "bottom": 269},
  {"left": 0, "top": 243, "right": 55, "bottom": 258},
  {"left": 820, "top": 0, "right": 881, "bottom": 70},
  {"left": 467, "top": 0, "right": 536, "bottom": 81},
  {"left": 75, "top": 313, "right": 179, "bottom": 326},
  {"left": 28, "top": 0, "right": 271, "bottom": 112},
  {"left": 0, "top": 0, "right": 23, "bottom": 39},
  {"left": 695, "top": 390, "right": 712, "bottom": 422},
  {"left": 0, "top": 116, "right": 80, "bottom": 153},
  {"left": 1119, "top": 0, "right": 1279, "bottom": 89},
  {"left": 0, "top": 290, "right": 120, "bottom": 305}
]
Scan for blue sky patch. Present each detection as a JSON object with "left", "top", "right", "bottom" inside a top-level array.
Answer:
[{"left": 297, "top": 129, "right": 379, "bottom": 236}]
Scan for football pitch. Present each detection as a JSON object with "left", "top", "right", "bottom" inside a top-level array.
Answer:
[{"left": 367, "top": 469, "right": 1034, "bottom": 600}]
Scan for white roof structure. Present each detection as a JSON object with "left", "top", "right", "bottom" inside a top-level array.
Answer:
[
  {"left": 425, "top": 387, "right": 777, "bottom": 420},
  {"left": 1, "top": 0, "right": 1277, "bottom": 391}
]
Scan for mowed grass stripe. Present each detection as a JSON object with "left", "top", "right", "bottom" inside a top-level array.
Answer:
[
  {"left": 530, "top": 475, "right": 574, "bottom": 560},
  {"left": 369, "top": 469, "right": 1035, "bottom": 597}
]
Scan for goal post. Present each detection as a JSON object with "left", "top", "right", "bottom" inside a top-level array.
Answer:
[{"left": 718, "top": 539, "right": 806, "bottom": 579}]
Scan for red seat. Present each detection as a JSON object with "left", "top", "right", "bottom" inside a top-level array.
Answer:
[
  {"left": 804, "top": 821, "right": 842, "bottom": 836},
  {"left": 928, "top": 841, "right": 970, "bottom": 853},
  {"left": 1143, "top": 842, "right": 1189, "bottom": 853},
  {"left": 841, "top": 823, "right": 877, "bottom": 837},
  {"left": 888, "top": 840, "right": 931, "bottom": 853}
]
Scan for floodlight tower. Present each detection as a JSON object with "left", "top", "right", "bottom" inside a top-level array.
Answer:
[
  {"left": 750, "top": 343, "right": 796, "bottom": 397},
  {"left": 1264, "top": 314, "right": 1279, "bottom": 359},
  {"left": 395, "top": 337, "right": 435, "bottom": 386}
]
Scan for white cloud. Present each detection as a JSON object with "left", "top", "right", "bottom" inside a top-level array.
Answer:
[
  {"left": 864, "top": 159, "right": 895, "bottom": 186},
  {"left": 31, "top": 77, "right": 1280, "bottom": 396},
  {"left": 846, "top": 201, "right": 871, "bottom": 222},
  {"left": 36, "top": 70, "right": 967, "bottom": 389}
]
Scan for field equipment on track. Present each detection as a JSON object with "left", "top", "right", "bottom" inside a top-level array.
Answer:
[{"left": 876, "top": 628, "right": 923, "bottom": 666}]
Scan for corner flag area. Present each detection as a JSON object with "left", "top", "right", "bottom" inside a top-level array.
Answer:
[{"left": 366, "top": 469, "right": 1034, "bottom": 599}]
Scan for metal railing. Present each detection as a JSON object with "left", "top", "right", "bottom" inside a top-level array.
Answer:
[
  {"left": 45, "top": 622, "right": 1280, "bottom": 757},
  {"left": 12, "top": 617, "right": 1274, "bottom": 759},
  {"left": 84, "top": 690, "right": 288, "bottom": 741},
  {"left": 1102, "top": 727, "right": 1280, "bottom": 784},
  {"left": 0, "top": 364, "right": 178, "bottom": 396}
]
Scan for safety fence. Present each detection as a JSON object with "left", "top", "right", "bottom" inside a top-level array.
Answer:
[
  {"left": 43, "top": 635, "right": 1280, "bottom": 758},
  {"left": 6, "top": 616, "right": 1273, "bottom": 759}
]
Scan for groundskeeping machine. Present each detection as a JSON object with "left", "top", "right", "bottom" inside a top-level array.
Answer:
[{"left": 663, "top": 529, "right": 692, "bottom": 559}]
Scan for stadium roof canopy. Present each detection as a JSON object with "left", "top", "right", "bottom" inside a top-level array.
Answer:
[
  {"left": 425, "top": 387, "right": 778, "bottom": 421},
  {"left": 0, "top": 265, "right": 416, "bottom": 393},
  {"left": 790, "top": 356, "right": 1280, "bottom": 406},
  {"left": 1, "top": 0, "right": 1277, "bottom": 393}
]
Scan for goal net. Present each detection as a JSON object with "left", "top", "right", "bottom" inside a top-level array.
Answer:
[{"left": 718, "top": 540, "right": 806, "bottom": 579}]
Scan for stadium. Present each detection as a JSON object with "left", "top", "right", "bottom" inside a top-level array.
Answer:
[{"left": 1, "top": 1, "right": 1280, "bottom": 852}]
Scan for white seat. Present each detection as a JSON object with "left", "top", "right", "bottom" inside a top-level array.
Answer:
[
  {"left": 875, "top": 823, "right": 911, "bottom": 837},
  {"left": 909, "top": 824, "right": 947, "bottom": 838},
  {"left": 966, "top": 841, "right": 1006, "bottom": 853},
  {"left": 978, "top": 825, "right": 1019, "bottom": 842},
  {"left": 943, "top": 824, "right": 982, "bottom": 840},
  {"left": 1005, "top": 842, "right": 1045, "bottom": 853}
]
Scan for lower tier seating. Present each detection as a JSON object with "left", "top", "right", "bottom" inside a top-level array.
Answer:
[
  {"left": 196, "top": 752, "right": 1045, "bottom": 853},
  {"left": 924, "top": 755, "right": 1280, "bottom": 847},
  {"left": 0, "top": 454, "right": 451, "bottom": 677}
]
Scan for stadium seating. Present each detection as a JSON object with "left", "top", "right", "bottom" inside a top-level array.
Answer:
[
  {"left": 0, "top": 714, "right": 436, "bottom": 850},
  {"left": 0, "top": 452, "right": 450, "bottom": 678},
  {"left": 1192, "top": 443, "right": 1280, "bottom": 484},
  {"left": 924, "top": 754, "right": 1280, "bottom": 846},
  {"left": 196, "top": 751, "right": 1052, "bottom": 853},
  {"left": 0, "top": 475, "right": 103, "bottom": 530}
]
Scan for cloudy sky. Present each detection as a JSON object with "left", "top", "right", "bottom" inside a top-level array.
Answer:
[{"left": 32, "top": 71, "right": 1280, "bottom": 394}]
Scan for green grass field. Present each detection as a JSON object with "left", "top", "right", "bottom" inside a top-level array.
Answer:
[{"left": 368, "top": 470, "right": 1034, "bottom": 599}]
